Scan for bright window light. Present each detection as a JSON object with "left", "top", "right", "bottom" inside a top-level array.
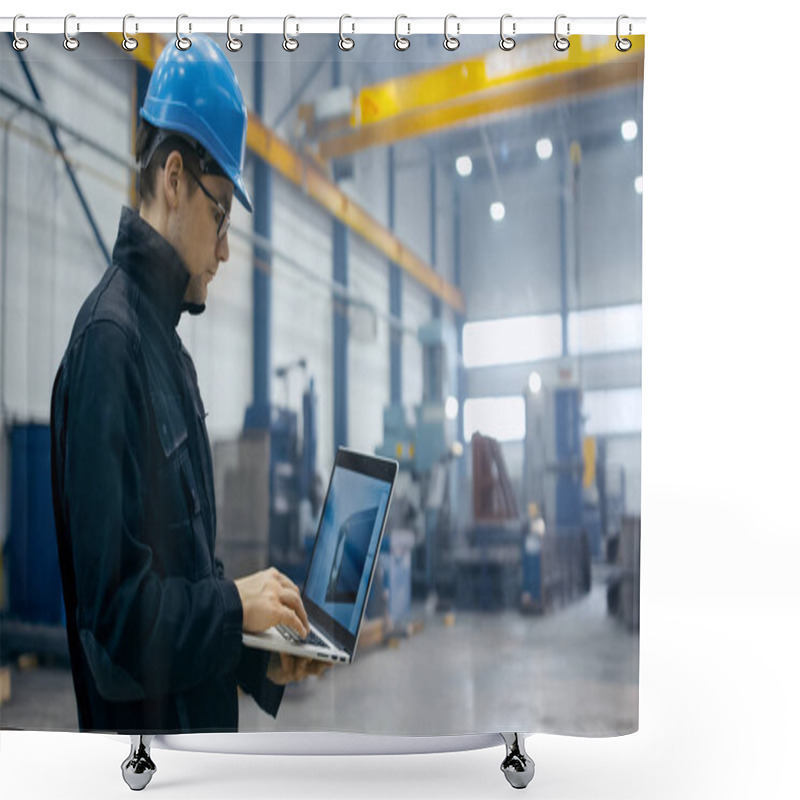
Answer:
[
  {"left": 528, "top": 372, "right": 543, "bottom": 394},
  {"left": 535, "top": 138, "right": 553, "bottom": 160},
  {"left": 463, "top": 314, "right": 563, "bottom": 368},
  {"left": 635, "top": 175, "right": 643, "bottom": 194},
  {"left": 445, "top": 395, "right": 459, "bottom": 420},
  {"left": 567, "top": 304, "right": 642, "bottom": 356},
  {"left": 583, "top": 388, "right": 642, "bottom": 435},
  {"left": 490, "top": 201, "right": 505, "bottom": 221},
  {"left": 621, "top": 120, "right": 638, "bottom": 141},
  {"left": 456, "top": 155, "right": 473, "bottom": 177},
  {"left": 464, "top": 396, "right": 526, "bottom": 442}
]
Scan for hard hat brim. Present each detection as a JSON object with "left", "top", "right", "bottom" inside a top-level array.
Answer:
[{"left": 232, "top": 176, "right": 253, "bottom": 214}]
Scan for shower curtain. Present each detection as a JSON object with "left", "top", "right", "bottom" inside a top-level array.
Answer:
[{"left": 0, "top": 22, "right": 643, "bottom": 746}]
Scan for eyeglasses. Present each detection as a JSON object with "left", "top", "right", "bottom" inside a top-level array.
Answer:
[{"left": 185, "top": 168, "right": 231, "bottom": 241}]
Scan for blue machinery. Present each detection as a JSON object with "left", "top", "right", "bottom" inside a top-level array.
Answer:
[
  {"left": 266, "top": 361, "right": 319, "bottom": 584},
  {"left": 377, "top": 320, "right": 460, "bottom": 605}
]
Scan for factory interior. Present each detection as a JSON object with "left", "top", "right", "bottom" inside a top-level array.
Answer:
[{"left": 0, "top": 31, "right": 641, "bottom": 736}]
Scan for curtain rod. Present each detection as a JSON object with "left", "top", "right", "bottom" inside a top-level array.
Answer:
[{"left": 1, "top": 16, "right": 646, "bottom": 37}]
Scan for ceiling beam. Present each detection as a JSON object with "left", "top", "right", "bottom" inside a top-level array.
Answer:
[{"left": 317, "top": 36, "right": 644, "bottom": 159}]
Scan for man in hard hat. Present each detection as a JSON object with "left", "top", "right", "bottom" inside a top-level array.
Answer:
[{"left": 50, "top": 36, "right": 325, "bottom": 734}]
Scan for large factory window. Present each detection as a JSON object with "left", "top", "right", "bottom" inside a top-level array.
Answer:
[
  {"left": 462, "top": 314, "right": 562, "bottom": 368},
  {"left": 567, "top": 304, "right": 642, "bottom": 356},
  {"left": 463, "top": 396, "right": 526, "bottom": 442},
  {"left": 583, "top": 387, "right": 642, "bottom": 436}
]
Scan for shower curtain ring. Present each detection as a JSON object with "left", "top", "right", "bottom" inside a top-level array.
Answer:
[
  {"left": 175, "top": 14, "right": 191, "bottom": 50},
  {"left": 122, "top": 15, "right": 138, "bottom": 51},
  {"left": 339, "top": 15, "right": 355, "bottom": 51},
  {"left": 553, "top": 14, "right": 570, "bottom": 51},
  {"left": 227, "top": 15, "right": 243, "bottom": 52},
  {"left": 12, "top": 15, "right": 29, "bottom": 51},
  {"left": 499, "top": 14, "right": 516, "bottom": 51},
  {"left": 444, "top": 14, "right": 460, "bottom": 51},
  {"left": 394, "top": 15, "right": 410, "bottom": 50},
  {"left": 283, "top": 16, "right": 299, "bottom": 51},
  {"left": 616, "top": 15, "right": 633, "bottom": 51},
  {"left": 64, "top": 14, "right": 80, "bottom": 51}
]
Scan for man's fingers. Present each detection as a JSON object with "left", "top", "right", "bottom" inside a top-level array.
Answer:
[
  {"left": 272, "top": 569, "right": 298, "bottom": 591},
  {"left": 307, "top": 660, "right": 330, "bottom": 676},
  {"left": 282, "top": 608, "right": 308, "bottom": 638},
  {"left": 279, "top": 588, "right": 309, "bottom": 631}
]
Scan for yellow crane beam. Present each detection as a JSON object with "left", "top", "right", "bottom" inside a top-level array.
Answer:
[
  {"left": 110, "top": 32, "right": 465, "bottom": 314},
  {"left": 317, "top": 35, "right": 644, "bottom": 159}
]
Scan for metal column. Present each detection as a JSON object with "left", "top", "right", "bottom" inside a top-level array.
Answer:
[
  {"left": 454, "top": 179, "right": 465, "bottom": 445},
  {"left": 388, "top": 147, "right": 402, "bottom": 405},
  {"left": 333, "top": 220, "right": 349, "bottom": 451},
  {"left": 245, "top": 36, "right": 273, "bottom": 430},
  {"left": 430, "top": 162, "right": 441, "bottom": 319},
  {"left": 331, "top": 53, "right": 349, "bottom": 452},
  {"left": 559, "top": 153, "right": 570, "bottom": 357}
]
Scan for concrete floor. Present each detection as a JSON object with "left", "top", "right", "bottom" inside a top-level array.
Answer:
[{"left": 1, "top": 566, "right": 638, "bottom": 736}]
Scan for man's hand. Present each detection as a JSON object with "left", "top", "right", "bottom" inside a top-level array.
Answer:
[
  {"left": 234, "top": 568, "right": 309, "bottom": 637},
  {"left": 267, "top": 652, "right": 332, "bottom": 685}
]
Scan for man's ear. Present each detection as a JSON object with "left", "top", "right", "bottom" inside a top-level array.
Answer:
[{"left": 162, "top": 150, "right": 184, "bottom": 210}]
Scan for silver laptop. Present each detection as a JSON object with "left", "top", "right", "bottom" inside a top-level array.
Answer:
[{"left": 242, "top": 448, "right": 398, "bottom": 664}]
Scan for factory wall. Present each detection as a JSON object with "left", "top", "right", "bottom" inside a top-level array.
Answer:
[
  {"left": 459, "top": 125, "right": 642, "bottom": 514},
  {"left": 269, "top": 177, "right": 335, "bottom": 474},
  {"left": 1, "top": 37, "right": 131, "bottom": 424},
  {"left": 461, "top": 157, "right": 563, "bottom": 320},
  {"left": 347, "top": 236, "right": 391, "bottom": 457}
]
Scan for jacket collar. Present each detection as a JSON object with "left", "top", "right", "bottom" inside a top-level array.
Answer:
[{"left": 111, "top": 206, "right": 205, "bottom": 328}]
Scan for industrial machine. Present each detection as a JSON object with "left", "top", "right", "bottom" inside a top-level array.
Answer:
[
  {"left": 520, "top": 370, "right": 597, "bottom": 613},
  {"left": 267, "top": 360, "right": 320, "bottom": 583},
  {"left": 376, "top": 320, "right": 461, "bottom": 610},
  {"left": 214, "top": 361, "right": 320, "bottom": 588}
]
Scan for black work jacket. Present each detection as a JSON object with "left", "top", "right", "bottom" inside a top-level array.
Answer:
[{"left": 50, "top": 207, "right": 283, "bottom": 733}]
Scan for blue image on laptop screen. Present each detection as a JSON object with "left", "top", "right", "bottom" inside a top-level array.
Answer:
[{"left": 304, "top": 466, "right": 392, "bottom": 635}]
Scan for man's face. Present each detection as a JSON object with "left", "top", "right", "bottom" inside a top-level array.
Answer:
[{"left": 174, "top": 171, "right": 233, "bottom": 306}]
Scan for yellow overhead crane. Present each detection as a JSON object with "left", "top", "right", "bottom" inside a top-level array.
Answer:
[
  {"left": 111, "top": 32, "right": 465, "bottom": 314},
  {"left": 312, "top": 35, "right": 645, "bottom": 159}
]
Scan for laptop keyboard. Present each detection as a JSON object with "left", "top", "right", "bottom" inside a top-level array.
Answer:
[{"left": 277, "top": 625, "right": 329, "bottom": 648}]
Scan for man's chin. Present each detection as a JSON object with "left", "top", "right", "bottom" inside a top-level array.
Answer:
[{"left": 183, "top": 284, "right": 208, "bottom": 307}]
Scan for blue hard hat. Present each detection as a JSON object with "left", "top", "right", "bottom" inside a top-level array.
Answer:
[{"left": 140, "top": 36, "right": 252, "bottom": 213}]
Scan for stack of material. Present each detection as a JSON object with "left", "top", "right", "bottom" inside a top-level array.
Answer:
[
  {"left": 606, "top": 515, "right": 640, "bottom": 632},
  {"left": 213, "top": 433, "right": 271, "bottom": 581},
  {"left": 472, "top": 432, "right": 519, "bottom": 522},
  {"left": 539, "top": 529, "right": 592, "bottom": 612}
]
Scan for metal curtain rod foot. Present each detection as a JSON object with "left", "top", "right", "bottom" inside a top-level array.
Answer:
[
  {"left": 500, "top": 733, "right": 535, "bottom": 789},
  {"left": 121, "top": 735, "right": 157, "bottom": 791}
]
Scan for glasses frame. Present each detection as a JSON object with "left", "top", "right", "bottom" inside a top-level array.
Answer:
[{"left": 185, "top": 167, "right": 231, "bottom": 241}]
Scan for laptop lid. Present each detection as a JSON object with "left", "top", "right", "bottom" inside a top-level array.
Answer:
[{"left": 301, "top": 448, "right": 398, "bottom": 658}]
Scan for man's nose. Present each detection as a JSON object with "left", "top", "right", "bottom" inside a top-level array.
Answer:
[{"left": 216, "top": 231, "right": 230, "bottom": 263}]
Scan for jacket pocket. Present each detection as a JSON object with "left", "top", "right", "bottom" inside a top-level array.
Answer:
[{"left": 150, "top": 391, "right": 210, "bottom": 580}]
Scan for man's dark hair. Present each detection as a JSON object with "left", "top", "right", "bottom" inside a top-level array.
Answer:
[{"left": 134, "top": 119, "right": 203, "bottom": 206}]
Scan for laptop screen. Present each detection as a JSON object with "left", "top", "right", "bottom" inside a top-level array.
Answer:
[{"left": 302, "top": 450, "right": 396, "bottom": 651}]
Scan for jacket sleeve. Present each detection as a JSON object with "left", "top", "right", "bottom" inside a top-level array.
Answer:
[
  {"left": 214, "top": 558, "right": 285, "bottom": 717},
  {"left": 58, "top": 320, "right": 243, "bottom": 703}
]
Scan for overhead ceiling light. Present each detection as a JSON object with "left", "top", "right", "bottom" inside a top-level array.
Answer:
[
  {"left": 456, "top": 155, "right": 473, "bottom": 177},
  {"left": 445, "top": 396, "right": 459, "bottom": 420},
  {"left": 490, "top": 201, "right": 505, "bottom": 221},
  {"left": 528, "top": 372, "right": 543, "bottom": 394},
  {"left": 621, "top": 120, "right": 638, "bottom": 142},
  {"left": 536, "top": 138, "right": 553, "bottom": 160},
  {"left": 635, "top": 175, "right": 643, "bottom": 194}
]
